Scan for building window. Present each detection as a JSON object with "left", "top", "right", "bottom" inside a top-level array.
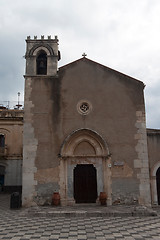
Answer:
[
  {"left": 0, "top": 134, "right": 5, "bottom": 148},
  {"left": 36, "top": 50, "right": 47, "bottom": 75},
  {"left": 77, "top": 100, "right": 92, "bottom": 115}
]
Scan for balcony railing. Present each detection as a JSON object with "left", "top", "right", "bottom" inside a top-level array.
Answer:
[{"left": 0, "top": 101, "right": 24, "bottom": 110}]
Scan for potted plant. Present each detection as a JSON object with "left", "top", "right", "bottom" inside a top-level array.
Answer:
[
  {"left": 52, "top": 192, "right": 60, "bottom": 206},
  {"left": 99, "top": 192, "right": 107, "bottom": 205}
]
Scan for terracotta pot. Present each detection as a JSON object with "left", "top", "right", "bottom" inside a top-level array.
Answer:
[
  {"left": 99, "top": 192, "right": 107, "bottom": 205},
  {"left": 52, "top": 192, "right": 60, "bottom": 206}
]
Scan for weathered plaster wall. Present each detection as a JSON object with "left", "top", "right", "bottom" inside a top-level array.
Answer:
[
  {"left": 112, "top": 178, "right": 139, "bottom": 204},
  {"left": 58, "top": 58, "right": 150, "bottom": 205},
  {"left": 23, "top": 76, "right": 62, "bottom": 206}
]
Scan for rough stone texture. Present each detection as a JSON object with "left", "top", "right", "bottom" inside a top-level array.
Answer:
[
  {"left": 22, "top": 77, "right": 38, "bottom": 206},
  {"left": 134, "top": 111, "right": 151, "bottom": 206},
  {"left": 112, "top": 178, "right": 139, "bottom": 205}
]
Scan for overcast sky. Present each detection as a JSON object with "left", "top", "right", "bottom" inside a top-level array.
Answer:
[{"left": 0, "top": 0, "right": 160, "bottom": 129}]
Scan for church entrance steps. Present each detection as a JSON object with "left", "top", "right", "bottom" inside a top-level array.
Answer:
[
  {"left": 0, "top": 194, "right": 157, "bottom": 217},
  {"left": 22, "top": 204, "right": 157, "bottom": 218}
]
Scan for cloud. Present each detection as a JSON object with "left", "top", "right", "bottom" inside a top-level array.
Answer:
[{"left": 0, "top": 0, "right": 160, "bottom": 128}]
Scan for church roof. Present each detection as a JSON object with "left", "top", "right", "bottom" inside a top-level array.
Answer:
[
  {"left": 59, "top": 57, "right": 145, "bottom": 87},
  {"left": 147, "top": 129, "right": 160, "bottom": 135}
]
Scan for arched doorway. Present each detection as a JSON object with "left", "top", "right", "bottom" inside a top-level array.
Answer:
[
  {"left": 59, "top": 128, "right": 112, "bottom": 206},
  {"left": 74, "top": 164, "right": 97, "bottom": 203},
  {"left": 151, "top": 162, "right": 160, "bottom": 205},
  {"left": 156, "top": 167, "right": 160, "bottom": 205}
]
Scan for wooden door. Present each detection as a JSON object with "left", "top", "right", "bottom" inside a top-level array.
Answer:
[
  {"left": 74, "top": 164, "right": 97, "bottom": 203},
  {"left": 156, "top": 167, "right": 160, "bottom": 205}
]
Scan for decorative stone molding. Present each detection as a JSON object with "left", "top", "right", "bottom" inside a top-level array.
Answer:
[
  {"left": 60, "top": 128, "right": 109, "bottom": 157},
  {"left": 77, "top": 100, "right": 92, "bottom": 115},
  {"left": 59, "top": 128, "right": 112, "bottom": 206}
]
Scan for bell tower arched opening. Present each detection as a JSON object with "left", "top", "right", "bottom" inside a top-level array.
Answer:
[{"left": 36, "top": 50, "right": 47, "bottom": 75}]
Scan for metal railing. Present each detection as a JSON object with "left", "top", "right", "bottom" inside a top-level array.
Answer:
[{"left": 0, "top": 101, "right": 24, "bottom": 110}]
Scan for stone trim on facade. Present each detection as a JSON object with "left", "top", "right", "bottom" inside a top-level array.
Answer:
[{"left": 134, "top": 111, "right": 151, "bottom": 206}]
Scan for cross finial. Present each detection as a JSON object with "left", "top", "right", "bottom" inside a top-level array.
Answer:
[{"left": 82, "top": 53, "right": 87, "bottom": 57}]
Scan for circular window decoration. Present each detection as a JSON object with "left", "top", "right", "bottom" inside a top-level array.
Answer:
[{"left": 77, "top": 100, "right": 92, "bottom": 115}]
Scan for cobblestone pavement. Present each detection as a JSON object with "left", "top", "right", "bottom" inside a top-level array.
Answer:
[{"left": 1, "top": 194, "right": 160, "bottom": 240}]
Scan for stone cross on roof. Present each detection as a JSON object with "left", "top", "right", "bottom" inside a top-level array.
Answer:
[{"left": 82, "top": 53, "right": 87, "bottom": 57}]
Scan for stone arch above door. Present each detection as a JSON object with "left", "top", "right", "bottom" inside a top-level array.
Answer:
[
  {"left": 60, "top": 128, "right": 110, "bottom": 157},
  {"left": 59, "top": 129, "right": 112, "bottom": 206}
]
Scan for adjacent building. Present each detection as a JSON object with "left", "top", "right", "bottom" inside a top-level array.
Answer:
[
  {"left": 0, "top": 106, "right": 23, "bottom": 192},
  {"left": 147, "top": 129, "right": 160, "bottom": 205}
]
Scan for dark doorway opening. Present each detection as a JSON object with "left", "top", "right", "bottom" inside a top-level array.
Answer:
[
  {"left": 156, "top": 167, "right": 160, "bottom": 205},
  {"left": 74, "top": 164, "right": 97, "bottom": 203}
]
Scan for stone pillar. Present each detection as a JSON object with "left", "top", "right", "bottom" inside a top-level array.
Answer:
[
  {"left": 22, "top": 77, "right": 38, "bottom": 207},
  {"left": 134, "top": 111, "right": 151, "bottom": 206}
]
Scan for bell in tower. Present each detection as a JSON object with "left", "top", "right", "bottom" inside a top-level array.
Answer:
[{"left": 36, "top": 51, "right": 47, "bottom": 75}]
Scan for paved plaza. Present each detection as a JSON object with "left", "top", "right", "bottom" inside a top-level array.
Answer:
[{"left": 1, "top": 194, "right": 160, "bottom": 240}]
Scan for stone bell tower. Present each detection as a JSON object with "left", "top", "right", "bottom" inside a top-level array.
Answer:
[
  {"left": 25, "top": 35, "right": 60, "bottom": 76},
  {"left": 22, "top": 36, "right": 61, "bottom": 207}
]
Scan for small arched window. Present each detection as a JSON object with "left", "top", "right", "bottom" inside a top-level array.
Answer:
[
  {"left": 36, "top": 50, "right": 47, "bottom": 75},
  {"left": 0, "top": 134, "right": 5, "bottom": 148}
]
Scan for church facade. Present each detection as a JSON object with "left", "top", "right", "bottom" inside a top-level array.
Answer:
[{"left": 22, "top": 36, "right": 160, "bottom": 207}]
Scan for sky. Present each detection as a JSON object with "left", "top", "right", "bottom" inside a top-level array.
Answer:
[{"left": 0, "top": 0, "right": 160, "bottom": 129}]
